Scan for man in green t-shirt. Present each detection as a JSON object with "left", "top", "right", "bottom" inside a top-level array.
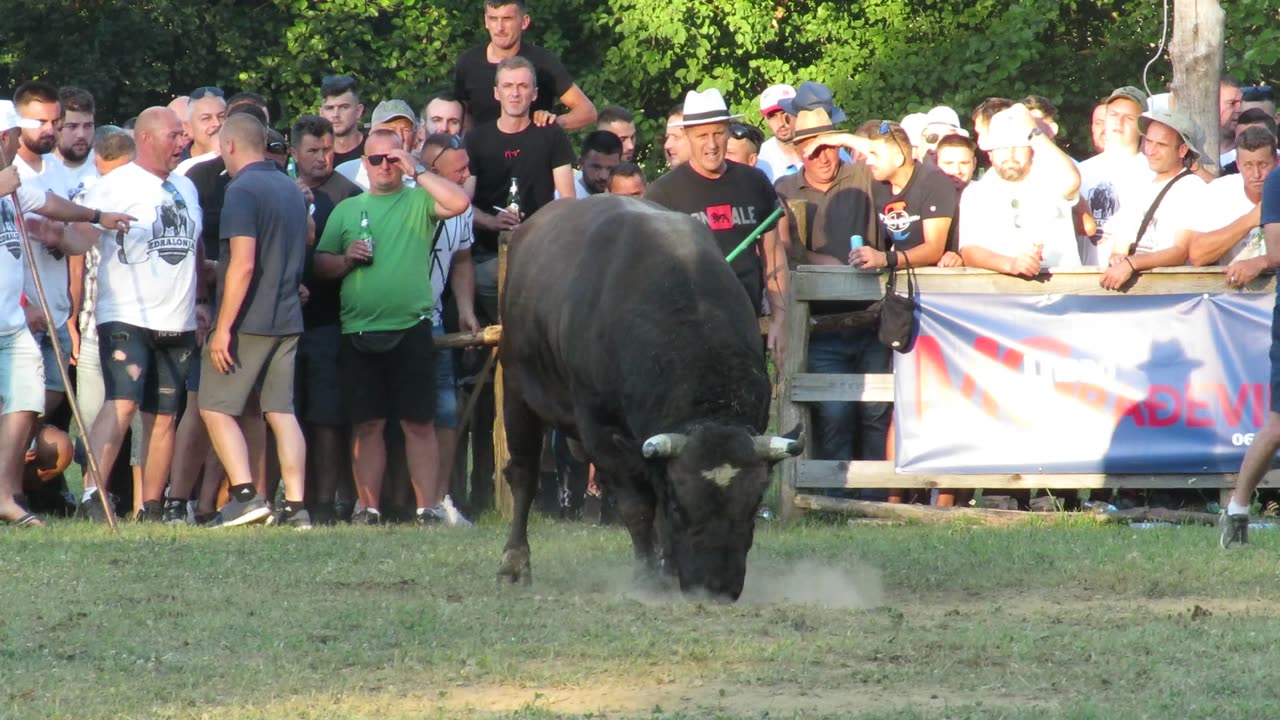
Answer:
[{"left": 315, "top": 128, "right": 470, "bottom": 526}]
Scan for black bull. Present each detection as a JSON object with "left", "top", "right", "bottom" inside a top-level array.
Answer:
[{"left": 496, "top": 195, "right": 800, "bottom": 601}]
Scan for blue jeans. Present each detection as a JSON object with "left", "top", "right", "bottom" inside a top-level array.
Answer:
[{"left": 807, "top": 328, "right": 892, "bottom": 461}]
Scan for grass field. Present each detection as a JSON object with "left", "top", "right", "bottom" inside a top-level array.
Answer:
[{"left": 2, "top": 514, "right": 1279, "bottom": 719}]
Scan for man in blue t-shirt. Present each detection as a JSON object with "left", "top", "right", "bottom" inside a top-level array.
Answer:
[
  {"left": 198, "top": 113, "right": 310, "bottom": 528},
  {"left": 1220, "top": 166, "right": 1280, "bottom": 547}
]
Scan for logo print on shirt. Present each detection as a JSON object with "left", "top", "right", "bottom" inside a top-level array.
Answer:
[
  {"left": 0, "top": 200, "right": 20, "bottom": 259},
  {"left": 881, "top": 200, "right": 921, "bottom": 243},
  {"left": 147, "top": 200, "right": 197, "bottom": 266},
  {"left": 706, "top": 204, "right": 735, "bottom": 231},
  {"left": 504, "top": 149, "right": 521, "bottom": 159}
]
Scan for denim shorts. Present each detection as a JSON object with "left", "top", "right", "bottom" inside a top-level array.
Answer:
[
  {"left": 434, "top": 321, "right": 458, "bottom": 429},
  {"left": 35, "top": 323, "right": 73, "bottom": 393},
  {"left": 97, "top": 321, "right": 196, "bottom": 416}
]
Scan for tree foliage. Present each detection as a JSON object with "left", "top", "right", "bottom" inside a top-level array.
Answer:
[{"left": 3, "top": 0, "right": 1277, "bottom": 163}]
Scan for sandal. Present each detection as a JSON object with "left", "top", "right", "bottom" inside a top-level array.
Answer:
[{"left": 5, "top": 512, "right": 46, "bottom": 528}]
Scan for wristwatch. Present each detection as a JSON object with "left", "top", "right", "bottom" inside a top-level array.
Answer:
[
  {"left": 1028, "top": 128, "right": 1045, "bottom": 141},
  {"left": 413, "top": 161, "right": 428, "bottom": 176},
  {"left": 90, "top": 209, "right": 101, "bottom": 225}
]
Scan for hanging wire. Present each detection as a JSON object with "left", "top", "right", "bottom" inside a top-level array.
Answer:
[{"left": 1142, "top": 0, "right": 1170, "bottom": 99}]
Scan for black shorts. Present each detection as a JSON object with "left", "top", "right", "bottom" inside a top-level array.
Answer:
[
  {"left": 97, "top": 321, "right": 197, "bottom": 416},
  {"left": 296, "top": 324, "right": 345, "bottom": 426},
  {"left": 338, "top": 319, "right": 436, "bottom": 424}
]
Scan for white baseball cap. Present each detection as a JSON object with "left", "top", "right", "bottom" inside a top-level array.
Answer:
[
  {"left": 0, "top": 100, "right": 40, "bottom": 133},
  {"left": 759, "top": 84, "right": 797, "bottom": 116}
]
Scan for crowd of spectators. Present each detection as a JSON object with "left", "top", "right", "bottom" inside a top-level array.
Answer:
[{"left": 1, "top": 0, "right": 1277, "bottom": 527}]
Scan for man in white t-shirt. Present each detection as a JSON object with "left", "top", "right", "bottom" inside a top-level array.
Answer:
[
  {"left": 959, "top": 107, "right": 1082, "bottom": 275},
  {"left": 755, "top": 83, "right": 800, "bottom": 183},
  {"left": 72, "top": 107, "right": 204, "bottom": 522},
  {"left": 1100, "top": 109, "right": 1210, "bottom": 291},
  {"left": 0, "top": 101, "right": 132, "bottom": 528},
  {"left": 419, "top": 132, "right": 481, "bottom": 525},
  {"left": 174, "top": 87, "right": 225, "bottom": 176},
  {"left": 55, "top": 87, "right": 97, "bottom": 199},
  {"left": 14, "top": 82, "right": 85, "bottom": 415},
  {"left": 1190, "top": 127, "right": 1277, "bottom": 284},
  {"left": 1078, "top": 86, "right": 1154, "bottom": 264}
]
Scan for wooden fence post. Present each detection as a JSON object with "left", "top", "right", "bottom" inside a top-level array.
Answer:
[
  {"left": 493, "top": 233, "right": 513, "bottom": 520},
  {"left": 778, "top": 282, "right": 811, "bottom": 522},
  {"left": 1171, "top": 0, "right": 1225, "bottom": 174}
]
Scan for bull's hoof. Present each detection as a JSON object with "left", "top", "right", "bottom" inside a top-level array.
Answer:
[{"left": 497, "top": 548, "right": 532, "bottom": 586}]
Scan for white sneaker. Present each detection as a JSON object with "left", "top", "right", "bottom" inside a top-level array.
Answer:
[{"left": 439, "top": 495, "right": 472, "bottom": 527}]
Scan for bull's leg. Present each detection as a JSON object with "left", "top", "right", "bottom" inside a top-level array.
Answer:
[
  {"left": 610, "top": 475, "right": 665, "bottom": 590},
  {"left": 497, "top": 388, "right": 543, "bottom": 586}
]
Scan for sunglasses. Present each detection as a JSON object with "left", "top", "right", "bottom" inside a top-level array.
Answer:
[
  {"left": 267, "top": 140, "right": 288, "bottom": 155},
  {"left": 880, "top": 120, "right": 909, "bottom": 160},
  {"left": 366, "top": 154, "right": 399, "bottom": 167},
  {"left": 729, "top": 123, "right": 765, "bottom": 146},
  {"left": 423, "top": 135, "right": 464, "bottom": 170},
  {"left": 190, "top": 86, "right": 224, "bottom": 101},
  {"left": 161, "top": 180, "right": 188, "bottom": 211}
]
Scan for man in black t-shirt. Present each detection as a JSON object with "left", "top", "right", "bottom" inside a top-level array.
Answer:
[
  {"left": 465, "top": 55, "right": 575, "bottom": 324},
  {"left": 645, "top": 88, "right": 789, "bottom": 358},
  {"left": 453, "top": 0, "right": 596, "bottom": 131},
  {"left": 320, "top": 75, "right": 367, "bottom": 167},
  {"left": 776, "top": 106, "right": 890, "bottom": 465},
  {"left": 289, "top": 114, "right": 361, "bottom": 525},
  {"left": 863, "top": 121, "right": 953, "bottom": 268}
]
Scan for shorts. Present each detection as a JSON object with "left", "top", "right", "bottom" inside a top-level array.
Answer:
[
  {"left": 98, "top": 321, "right": 196, "bottom": 416},
  {"left": 199, "top": 333, "right": 299, "bottom": 415},
  {"left": 0, "top": 328, "right": 45, "bottom": 415},
  {"left": 35, "top": 323, "right": 73, "bottom": 393},
  {"left": 186, "top": 346, "right": 201, "bottom": 393},
  {"left": 339, "top": 319, "right": 436, "bottom": 425},
  {"left": 296, "top": 324, "right": 345, "bottom": 426},
  {"left": 434, "top": 321, "right": 458, "bottom": 429}
]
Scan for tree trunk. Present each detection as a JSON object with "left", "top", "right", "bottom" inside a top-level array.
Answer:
[{"left": 1170, "top": 0, "right": 1225, "bottom": 175}]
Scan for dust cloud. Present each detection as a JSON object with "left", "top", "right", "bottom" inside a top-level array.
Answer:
[{"left": 739, "top": 559, "right": 883, "bottom": 609}]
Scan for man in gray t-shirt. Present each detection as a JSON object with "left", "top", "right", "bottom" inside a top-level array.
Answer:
[{"left": 198, "top": 114, "right": 311, "bottom": 528}]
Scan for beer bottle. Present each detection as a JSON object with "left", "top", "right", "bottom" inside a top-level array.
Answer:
[
  {"left": 358, "top": 210, "right": 374, "bottom": 265},
  {"left": 506, "top": 177, "right": 520, "bottom": 217}
]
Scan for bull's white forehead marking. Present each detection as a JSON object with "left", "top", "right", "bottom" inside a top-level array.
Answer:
[{"left": 702, "top": 464, "right": 740, "bottom": 487}]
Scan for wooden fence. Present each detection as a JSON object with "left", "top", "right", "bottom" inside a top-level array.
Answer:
[{"left": 775, "top": 265, "right": 1280, "bottom": 520}]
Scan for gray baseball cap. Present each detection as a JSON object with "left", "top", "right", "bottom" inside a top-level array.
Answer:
[
  {"left": 1138, "top": 109, "right": 1204, "bottom": 161},
  {"left": 1105, "top": 86, "right": 1149, "bottom": 110},
  {"left": 371, "top": 99, "right": 416, "bottom": 126}
]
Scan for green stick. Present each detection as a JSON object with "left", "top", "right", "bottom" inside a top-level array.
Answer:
[{"left": 725, "top": 206, "right": 785, "bottom": 263}]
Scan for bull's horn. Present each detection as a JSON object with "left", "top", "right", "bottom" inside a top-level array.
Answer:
[
  {"left": 642, "top": 433, "right": 688, "bottom": 459},
  {"left": 753, "top": 436, "right": 803, "bottom": 460}
]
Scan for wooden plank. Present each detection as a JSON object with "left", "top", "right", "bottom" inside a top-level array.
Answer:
[
  {"left": 793, "top": 495, "right": 1074, "bottom": 525},
  {"left": 795, "top": 459, "right": 1280, "bottom": 490},
  {"left": 792, "top": 373, "right": 894, "bottom": 403},
  {"left": 777, "top": 284, "right": 811, "bottom": 522},
  {"left": 792, "top": 266, "right": 1275, "bottom": 302}
]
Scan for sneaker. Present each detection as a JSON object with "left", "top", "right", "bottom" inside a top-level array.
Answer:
[
  {"left": 438, "top": 495, "right": 473, "bottom": 527},
  {"left": 75, "top": 491, "right": 116, "bottom": 522},
  {"left": 416, "top": 507, "right": 443, "bottom": 527},
  {"left": 270, "top": 505, "right": 313, "bottom": 530},
  {"left": 209, "top": 494, "right": 271, "bottom": 528},
  {"left": 351, "top": 508, "right": 382, "bottom": 526},
  {"left": 162, "top": 499, "right": 190, "bottom": 526},
  {"left": 1220, "top": 511, "right": 1249, "bottom": 548},
  {"left": 135, "top": 500, "right": 164, "bottom": 523}
]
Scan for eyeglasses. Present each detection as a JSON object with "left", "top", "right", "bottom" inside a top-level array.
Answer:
[
  {"left": 729, "top": 123, "right": 765, "bottom": 147},
  {"left": 190, "top": 86, "right": 224, "bottom": 101},
  {"left": 267, "top": 140, "right": 288, "bottom": 155},
  {"left": 366, "top": 154, "right": 398, "bottom": 167}
]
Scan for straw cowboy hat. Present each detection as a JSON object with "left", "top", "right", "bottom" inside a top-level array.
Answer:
[{"left": 791, "top": 107, "right": 843, "bottom": 142}]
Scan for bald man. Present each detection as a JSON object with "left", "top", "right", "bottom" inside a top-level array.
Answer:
[
  {"left": 166, "top": 96, "right": 191, "bottom": 155},
  {"left": 198, "top": 114, "right": 311, "bottom": 527},
  {"left": 72, "top": 107, "right": 205, "bottom": 522}
]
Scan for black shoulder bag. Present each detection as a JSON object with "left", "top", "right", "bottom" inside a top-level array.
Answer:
[
  {"left": 878, "top": 254, "right": 918, "bottom": 353},
  {"left": 1126, "top": 169, "right": 1194, "bottom": 256}
]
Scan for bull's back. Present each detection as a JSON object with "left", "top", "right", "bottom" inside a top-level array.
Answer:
[{"left": 501, "top": 195, "right": 770, "bottom": 436}]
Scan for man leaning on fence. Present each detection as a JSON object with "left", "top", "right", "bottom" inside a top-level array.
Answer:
[{"left": 773, "top": 101, "right": 888, "bottom": 470}]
